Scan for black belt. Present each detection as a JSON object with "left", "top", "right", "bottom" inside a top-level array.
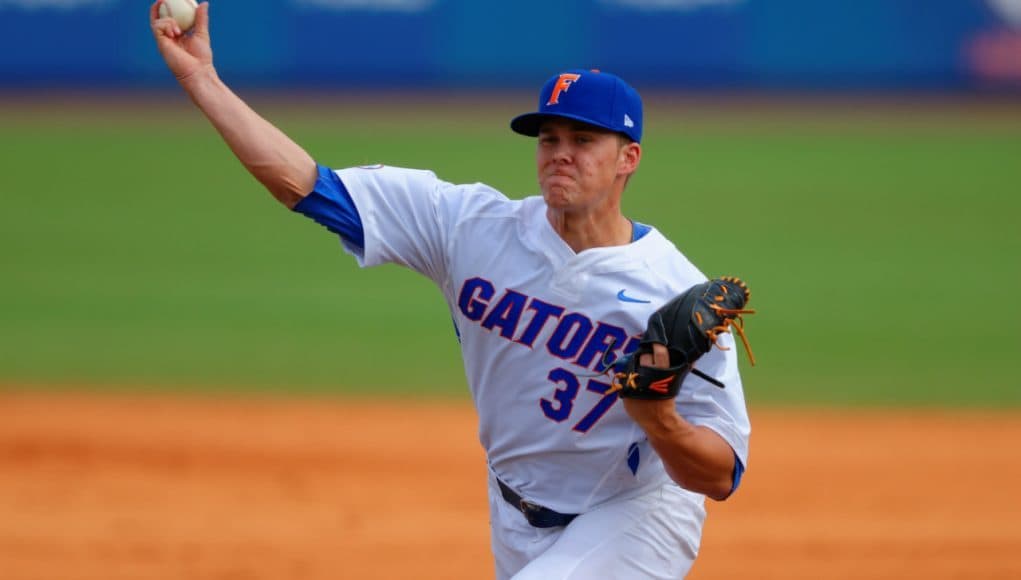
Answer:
[{"left": 498, "top": 479, "right": 579, "bottom": 528}]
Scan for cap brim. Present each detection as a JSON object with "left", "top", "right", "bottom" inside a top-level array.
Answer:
[{"left": 510, "top": 112, "right": 617, "bottom": 137}]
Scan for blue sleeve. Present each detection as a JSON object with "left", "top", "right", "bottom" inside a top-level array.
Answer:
[
  {"left": 292, "top": 164, "right": 365, "bottom": 248},
  {"left": 632, "top": 221, "right": 652, "bottom": 241},
  {"left": 730, "top": 452, "right": 745, "bottom": 496}
]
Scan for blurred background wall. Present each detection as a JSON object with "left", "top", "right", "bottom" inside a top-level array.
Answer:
[{"left": 1, "top": 0, "right": 1020, "bottom": 91}]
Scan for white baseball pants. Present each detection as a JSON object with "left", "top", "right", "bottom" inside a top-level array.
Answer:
[{"left": 487, "top": 471, "right": 706, "bottom": 579}]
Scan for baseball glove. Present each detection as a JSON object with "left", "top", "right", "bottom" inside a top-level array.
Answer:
[{"left": 610, "top": 276, "right": 756, "bottom": 400}]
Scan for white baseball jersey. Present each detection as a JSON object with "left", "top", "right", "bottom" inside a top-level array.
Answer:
[{"left": 332, "top": 165, "right": 750, "bottom": 515}]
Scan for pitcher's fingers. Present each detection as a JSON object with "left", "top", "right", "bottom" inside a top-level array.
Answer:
[
  {"left": 652, "top": 344, "right": 670, "bottom": 368},
  {"left": 150, "top": 0, "right": 167, "bottom": 24},
  {"left": 152, "top": 17, "right": 182, "bottom": 39},
  {"left": 192, "top": 2, "right": 210, "bottom": 39},
  {"left": 150, "top": 0, "right": 183, "bottom": 37}
]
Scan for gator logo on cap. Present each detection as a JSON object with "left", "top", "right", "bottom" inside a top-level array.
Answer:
[{"left": 546, "top": 73, "right": 581, "bottom": 106}]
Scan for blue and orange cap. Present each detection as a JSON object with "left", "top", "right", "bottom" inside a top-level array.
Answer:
[{"left": 510, "top": 69, "right": 643, "bottom": 143}]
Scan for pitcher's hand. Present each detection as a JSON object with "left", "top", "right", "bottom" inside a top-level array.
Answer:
[
  {"left": 150, "top": 1, "right": 212, "bottom": 84},
  {"left": 620, "top": 344, "right": 674, "bottom": 425}
]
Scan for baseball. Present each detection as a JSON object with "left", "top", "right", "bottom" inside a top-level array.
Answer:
[{"left": 159, "top": 0, "right": 199, "bottom": 31}]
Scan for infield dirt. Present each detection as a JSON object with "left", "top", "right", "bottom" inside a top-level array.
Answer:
[{"left": 1, "top": 391, "right": 1019, "bottom": 579}]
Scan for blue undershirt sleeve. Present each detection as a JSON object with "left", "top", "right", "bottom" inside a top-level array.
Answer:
[
  {"left": 632, "top": 221, "right": 652, "bottom": 242},
  {"left": 730, "top": 452, "right": 745, "bottom": 496},
  {"left": 292, "top": 163, "right": 365, "bottom": 248}
]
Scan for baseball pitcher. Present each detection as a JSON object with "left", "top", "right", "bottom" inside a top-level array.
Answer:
[{"left": 151, "top": 3, "right": 754, "bottom": 578}]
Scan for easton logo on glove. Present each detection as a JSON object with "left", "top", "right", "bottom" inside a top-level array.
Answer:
[{"left": 610, "top": 276, "right": 756, "bottom": 400}]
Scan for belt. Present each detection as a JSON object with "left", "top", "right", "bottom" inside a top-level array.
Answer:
[{"left": 497, "top": 479, "right": 579, "bottom": 528}]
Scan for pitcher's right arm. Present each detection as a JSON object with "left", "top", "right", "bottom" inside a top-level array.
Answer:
[{"left": 150, "top": 1, "right": 315, "bottom": 209}]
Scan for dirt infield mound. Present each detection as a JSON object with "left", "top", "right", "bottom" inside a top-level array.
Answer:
[{"left": 1, "top": 391, "right": 1019, "bottom": 579}]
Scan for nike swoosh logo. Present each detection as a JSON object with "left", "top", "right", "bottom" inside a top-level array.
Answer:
[{"left": 617, "top": 289, "right": 651, "bottom": 304}]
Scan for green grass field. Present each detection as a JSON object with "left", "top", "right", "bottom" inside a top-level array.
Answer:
[{"left": 2, "top": 94, "right": 1019, "bottom": 406}]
